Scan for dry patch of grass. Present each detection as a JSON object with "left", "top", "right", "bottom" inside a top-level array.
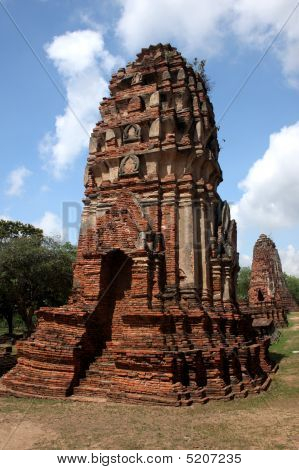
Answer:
[
  {"left": 0, "top": 314, "right": 298, "bottom": 450},
  {"left": 0, "top": 394, "right": 298, "bottom": 450}
]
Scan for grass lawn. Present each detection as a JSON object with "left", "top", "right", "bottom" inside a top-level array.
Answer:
[{"left": 0, "top": 313, "right": 298, "bottom": 450}]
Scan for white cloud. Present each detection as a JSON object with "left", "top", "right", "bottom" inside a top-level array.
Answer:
[
  {"left": 40, "top": 29, "right": 123, "bottom": 178},
  {"left": 239, "top": 253, "right": 252, "bottom": 267},
  {"left": 0, "top": 214, "right": 10, "bottom": 221},
  {"left": 116, "top": 0, "right": 232, "bottom": 57},
  {"left": 116, "top": 0, "right": 299, "bottom": 86},
  {"left": 34, "top": 211, "right": 62, "bottom": 238},
  {"left": 5, "top": 166, "right": 32, "bottom": 197},
  {"left": 231, "top": 121, "right": 299, "bottom": 230},
  {"left": 232, "top": 0, "right": 299, "bottom": 88},
  {"left": 46, "top": 30, "right": 106, "bottom": 76},
  {"left": 279, "top": 244, "right": 299, "bottom": 276}
]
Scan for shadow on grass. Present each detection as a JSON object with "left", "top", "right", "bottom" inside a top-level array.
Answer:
[{"left": 269, "top": 351, "right": 285, "bottom": 364}]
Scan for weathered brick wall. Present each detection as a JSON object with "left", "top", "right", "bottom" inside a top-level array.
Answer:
[{"left": 0, "top": 44, "right": 275, "bottom": 405}]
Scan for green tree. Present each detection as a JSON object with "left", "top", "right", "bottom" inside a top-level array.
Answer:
[
  {"left": 283, "top": 273, "right": 299, "bottom": 304},
  {"left": 0, "top": 221, "right": 76, "bottom": 336},
  {"left": 237, "top": 267, "right": 251, "bottom": 301},
  {"left": 0, "top": 219, "right": 43, "bottom": 335},
  {"left": 0, "top": 219, "right": 43, "bottom": 241}
]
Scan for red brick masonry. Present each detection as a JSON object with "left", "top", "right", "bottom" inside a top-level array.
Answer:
[{"left": 0, "top": 45, "right": 275, "bottom": 405}]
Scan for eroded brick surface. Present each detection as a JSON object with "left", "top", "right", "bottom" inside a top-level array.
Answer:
[{"left": 0, "top": 44, "right": 274, "bottom": 405}]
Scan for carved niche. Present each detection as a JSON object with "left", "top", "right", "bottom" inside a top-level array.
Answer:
[
  {"left": 123, "top": 123, "right": 141, "bottom": 143},
  {"left": 131, "top": 72, "right": 143, "bottom": 85},
  {"left": 119, "top": 154, "right": 140, "bottom": 177}
]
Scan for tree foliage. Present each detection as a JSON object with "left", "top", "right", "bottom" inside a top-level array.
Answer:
[
  {"left": 237, "top": 267, "right": 251, "bottom": 301},
  {"left": 284, "top": 273, "right": 299, "bottom": 304},
  {"left": 0, "top": 219, "right": 43, "bottom": 241},
  {"left": 0, "top": 220, "right": 76, "bottom": 336}
]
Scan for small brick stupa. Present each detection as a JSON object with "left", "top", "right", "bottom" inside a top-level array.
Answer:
[
  {"left": 0, "top": 45, "right": 274, "bottom": 405},
  {"left": 248, "top": 234, "right": 297, "bottom": 332}
]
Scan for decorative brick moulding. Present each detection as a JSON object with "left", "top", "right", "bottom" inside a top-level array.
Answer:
[
  {"left": 246, "top": 234, "right": 298, "bottom": 335},
  {"left": 0, "top": 44, "right": 276, "bottom": 405}
]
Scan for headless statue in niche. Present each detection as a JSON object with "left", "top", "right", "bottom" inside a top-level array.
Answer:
[{"left": 119, "top": 154, "right": 140, "bottom": 176}]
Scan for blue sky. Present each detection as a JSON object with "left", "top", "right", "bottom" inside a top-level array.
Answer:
[{"left": 0, "top": 0, "right": 299, "bottom": 274}]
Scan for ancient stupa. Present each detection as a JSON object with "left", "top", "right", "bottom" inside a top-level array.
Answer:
[
  {"left": 0, "top": 45, "right": 274, "bottom": 405},
  {"left": 248, "top": 234, "right": 297, "bottom": 330}
]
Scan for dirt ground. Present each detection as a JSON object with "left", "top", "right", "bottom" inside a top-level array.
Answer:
[{"left": 0, "top": 314, "right": 298, "bottom": 450}]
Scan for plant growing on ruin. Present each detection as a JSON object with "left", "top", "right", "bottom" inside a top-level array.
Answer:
[{"left": 193, "top": 58, "right": 213, "bottom": 92}]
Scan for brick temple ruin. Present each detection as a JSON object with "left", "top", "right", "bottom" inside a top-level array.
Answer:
[
  {"left": 247, "top": 234, "right": 297, "bottom": 334},
  {"left": 0, "top": 44, "right": 275, "bottom": 405}
]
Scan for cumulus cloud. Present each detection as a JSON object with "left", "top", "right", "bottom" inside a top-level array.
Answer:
[
  {"left": 5, "top": 166, "right": 32, "bottom": 197},
  {"left": 239, "top": 253, "right": 252, "bottom": 267},
  {"left": 116, "top": 0, "right": 232, "bottom": 56},
  {"left": 231, "top": 121, "right": 299, "bottom": 230},
  {"left": 116, "top": 0, "right": 299, "bottom": 86},
  {"left": 34, "top": 211, "right": 62, "bottom": 238},
  {"left": 279, "top": 244, "right": 299, "bottom": 276},
  {"left": 232, "top": 0, "right": 299, "bottom": 87},
  {"left": 40, "top": 29, "right": 122, "bottom": 178}
]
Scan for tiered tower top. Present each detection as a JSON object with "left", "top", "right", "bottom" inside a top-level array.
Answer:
[{"left": 86, "top": 43, "right": 221, "bottom": 190}]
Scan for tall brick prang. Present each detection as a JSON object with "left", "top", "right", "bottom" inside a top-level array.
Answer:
[
  {"left": 0, "top": 44, "right": 275, "bottom": 405},
  {"left": 248, "top": 234, "right": 298, "bottom": 331}
]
